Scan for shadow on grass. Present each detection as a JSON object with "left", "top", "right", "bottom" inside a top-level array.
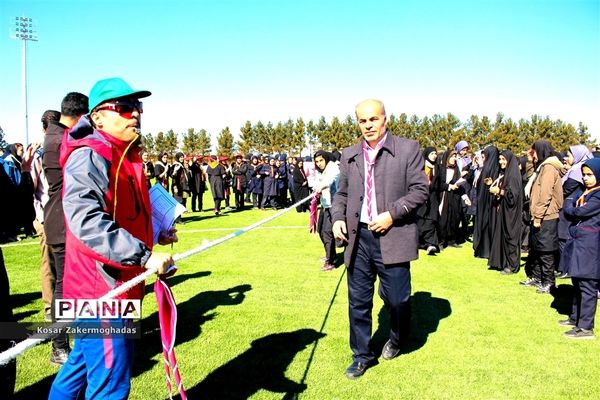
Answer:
[
  {"left": 11, "top": 291, "right": 41, "bottom": 309},
  {"left": 181, "top": 328, "right": 325, "bottom": 400},
  {"left": 145, "top": 270, "right": 211, "bottom": 294},
  {"left": 132, "top": 284, "right": 252, "bottom": 377},
  {"left": 550, "top": 283, "right": 574, "bottom": 316},
  {"left": 372, "top": 291, "right": 451, "bottom": 356},
  {"left": 12, "top": 309, "right": 38, "bottom": 322},
  {"left": 14, "top": 373, "right": 57, "bottom": 400},
  {"left": 181, "top": 213, "right": 229, "bottom": 223}
]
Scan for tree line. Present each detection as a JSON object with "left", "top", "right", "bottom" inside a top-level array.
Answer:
[{"left": 136, "top": 112, "right": 594, "bottom": 159}]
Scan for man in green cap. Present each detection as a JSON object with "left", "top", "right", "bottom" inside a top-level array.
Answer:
[{"left": 49, "top": 78, "right": 177, "bottom": 399}]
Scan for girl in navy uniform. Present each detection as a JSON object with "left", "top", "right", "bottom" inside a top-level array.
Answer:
[{"left": 560, "top": 158, "right": 600, "bottom": 339}]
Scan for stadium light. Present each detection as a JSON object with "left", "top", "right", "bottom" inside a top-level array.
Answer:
[{"left": 9, "top": 16, "right": 38, "bottom": 146}]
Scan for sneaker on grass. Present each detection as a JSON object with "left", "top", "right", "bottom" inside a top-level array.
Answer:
[{"left": 564, "top": 327, "right": 595, "bottom": 340}]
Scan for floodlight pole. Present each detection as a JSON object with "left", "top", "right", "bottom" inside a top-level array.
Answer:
[{"left": 10, "top": 16, "right": 38, "bottom": 146}]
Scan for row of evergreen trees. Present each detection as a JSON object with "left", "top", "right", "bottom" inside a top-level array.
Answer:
[{"left": 139, "top": 112, "right": 594, "bottom": 158}]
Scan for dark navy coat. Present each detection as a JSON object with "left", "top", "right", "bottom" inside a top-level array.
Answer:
[
  {"left": 332, "top": 133, "right": 428, "bottom": 266},
  {"left": 561, "top": 189, "right": 600, "bottom": 279}
]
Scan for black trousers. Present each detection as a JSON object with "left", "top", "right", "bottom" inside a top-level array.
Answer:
[
  {"left": 252, "top": 193, "right": 262, "bottom": 208},
  {"left": 418, "top": 218, "right": 439, "bottom": 249},
  {"left": 529, "top": 250, "right": 556, "bottom": 286},
  {"left": 213, "top": 198, "right": 222, "bottom": 212},
  {"left": 347, "top": 225, "right": 411, "bottom": 363},
  {"left": 49, "top": 243, "right": 69, "bottom": 350},
  {"left": 317, "top": 208, "right": 336, "bottom": 264},
  {"left": 191, "top": 192, "right": 203, "bottom": 212},
  {"left": 569, "top": 278, "right": 600, "bottom": 330},
  {"left": 234, "top": 189, "right": 245, "bottom": 210}
]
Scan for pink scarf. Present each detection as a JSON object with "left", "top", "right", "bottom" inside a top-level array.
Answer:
[
  {"left": 154, "top": 277, "right": 188, "bottom": 400},
  {"left": 309, "top": 193, "right": 320, "bottom": 233}
]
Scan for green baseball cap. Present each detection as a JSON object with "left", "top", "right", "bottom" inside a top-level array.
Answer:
[{"left": 88, "top": 77, "right": 151, "bottom": 111}]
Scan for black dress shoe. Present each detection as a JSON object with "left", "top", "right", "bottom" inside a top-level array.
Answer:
[
  {"left": 345, "top": 360, "right": 372, "bottom": 379},
  {"left": 381, "top": 340, "right": 401, "bottom": 360}
]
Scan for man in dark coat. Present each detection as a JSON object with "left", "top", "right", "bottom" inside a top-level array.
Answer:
[
  {"left": 332, "top": 99, "right": 428, "bottom": 379},
  {"left": 42, "top": 92, "right": 89, "bottom": 365}
]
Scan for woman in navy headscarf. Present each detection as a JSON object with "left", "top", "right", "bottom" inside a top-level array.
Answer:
[
  {"left": 556, "top": 145, "right": 593, "bottom": 277},
  {"left": 260, "top": 156, "right": 279, "bottom": 210},
  {"left": 559, "top": 158, "right": 600, "bottom": 338}
]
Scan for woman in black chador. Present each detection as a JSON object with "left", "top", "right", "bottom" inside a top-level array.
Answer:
[
  {"left": 293, "top": 157, "right": 310, "bottom": 212},
  {"left": 417, "top": 147, "right": 441, "bottom": 254},
  {"left": 438, "top": 149, "right": 466, "bottom": 248},
  {"left": 488, "top": 150, "right": 523, "bottom": 273},
  {"left": 206, "top": 157, "right": 226, "bottom": 215},
  {"left": 473, "top": 146, "right": 500, "bottom": 259}
]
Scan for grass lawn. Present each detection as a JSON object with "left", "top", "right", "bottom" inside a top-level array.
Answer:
[{"left": 3, "top": 195, "right": 600, "bottom": 399}]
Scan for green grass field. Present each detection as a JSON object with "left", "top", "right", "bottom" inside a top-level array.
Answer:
[{"left": 3, "top": 196, "right": 600, "bottom": 399}]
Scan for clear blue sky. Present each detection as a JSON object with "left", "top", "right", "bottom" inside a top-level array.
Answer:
[{"left": 1, "top": 0, "right": 598, "bottom": 147}]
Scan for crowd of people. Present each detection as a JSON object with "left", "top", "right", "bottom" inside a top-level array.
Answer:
[
  {"left": 140, "top": 150, "right": 322, "bottom": 216},
  {"left": 414, "top": 138, "right": 600, "bottom": 342},
  {"left": 1, "top": 89, "right": 599, "bottom": 395}
]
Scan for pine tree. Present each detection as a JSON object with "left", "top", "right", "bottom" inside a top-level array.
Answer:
[
  {"left": 237, "top": 121, "right": 255, "bottom": 155},
  {"left": 305, "top": 119, "right": 318, "bottom": 156},
  {"left": 465, "top": 115, "right": 492, "bottom": 150},
  {"left": 314, "top": 116, "right": 328, "bottom": 150},
  {"left": 282, "top": 118, "right": 295, "bottom": 154},
  {"left": 342, "top": 114, "right": 358, "bottom": 148},
  {"left": 417, "top": 116, "right": 431, "bottom": 148},
  {"left": 254, "top": 121, "right": 267, "bottom": 153},
  {"left": 197, "top": 129, "right": 212, "bottom": 156},
  {"left": 164, "top": 129, "right": 179, "bottom": 155},
  {"left": 326, "top": 116, "right": 345, "bottom": 151},
  {"left": 271, "top": 122, "right": 285, "bottom": 153},
  {"left": 264, "top": 122, "right": 275, "bottom": 153},
  {"left": 386, "top": 114, "right": 399, "bottom": 136},
  {"left": 291, "top": 117, "right": 306, "bottom": 155},
  {"left": 216, "top": 126, "right": 235, "bottom": 157},
  {"left": 577, "top": 122, "right": 594, "bottom": 146},
  {"left": 395, "top": 113, "right": 411, "bottom": 138},
  {"left": 490, "top": 117, "right": 520, "bottom": 151},
  {"left": 407, "top": 115, "right": 421, "bottom": 143},
  {"left": 141, "top": 132, "right": 155, "bottom": 156},
  {"left": 154, "top": 131, "right": 166, "bottom": 154},
  {"left": 181, "top": 128, "right": 199, "bottom": 155},
  {"left": 0, "top": 126, "right": 6, "bottom": 150}
]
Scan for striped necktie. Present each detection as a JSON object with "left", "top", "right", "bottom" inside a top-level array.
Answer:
[{"left": 362, "top": 139, "right": 386, "bottom": 221}]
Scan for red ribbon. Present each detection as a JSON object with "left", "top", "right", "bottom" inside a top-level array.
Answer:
[{"left": 154, "top": 277, "right": 188, "bottom": 400}]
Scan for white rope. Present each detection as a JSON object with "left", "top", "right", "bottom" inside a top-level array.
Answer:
[{"left": 0, "top": 193, "right": 316, "bottom": 366}]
